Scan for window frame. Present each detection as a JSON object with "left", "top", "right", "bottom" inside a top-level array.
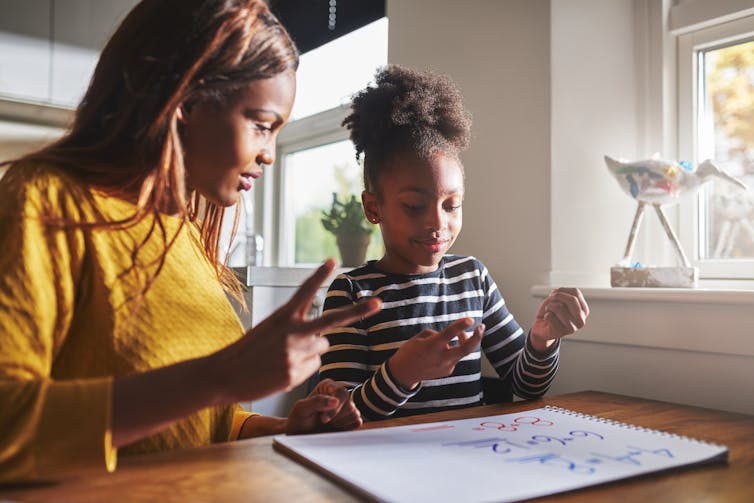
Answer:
[
  {"left": 263, "top": 104, "right": 351, "bottom": 266},
  {"left": 677, "top": 13, "right": 754, "bottom": 280}
]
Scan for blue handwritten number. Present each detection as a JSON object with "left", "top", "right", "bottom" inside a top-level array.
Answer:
[
  {"left": 505, "top": 453, "right": 595, "bottom": 475},
  {"left": 569, "top": 430, "right": 604, "bottom": 440}
]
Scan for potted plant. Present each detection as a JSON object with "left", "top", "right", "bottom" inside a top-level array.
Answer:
[{"left": 321, "top": 193, "right": 372, "bottom": 266}]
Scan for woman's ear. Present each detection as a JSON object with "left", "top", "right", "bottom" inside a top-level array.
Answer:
[
  {"left": 362, "top": 190, "right": 380, "bottom": 224},
  {"left": 176, "top": 101, "right": 196, "bottom": 125}
]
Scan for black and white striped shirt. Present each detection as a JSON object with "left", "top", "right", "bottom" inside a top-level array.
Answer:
[{"left": 319, "top": 255, "right": 559, "bottom": 421}]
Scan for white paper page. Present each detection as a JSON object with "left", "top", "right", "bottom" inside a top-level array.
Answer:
[{"left": 273, "top": 406, "right": 727, "bottom": 503}]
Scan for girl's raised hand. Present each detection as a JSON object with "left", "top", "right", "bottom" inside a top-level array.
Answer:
[
  {"left": 530, "top": 287, "right": 589, "bottom": 353},
  {"left": 389, "top": 318, "right": 485, "bottom": 391},
  {"left": 212, "top": 259, "right": 382, "bottom": 404}
]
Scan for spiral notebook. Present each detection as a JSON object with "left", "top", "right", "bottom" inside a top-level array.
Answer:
[{"left": 273, "top": 405, "right": 728, "bottom": 503}]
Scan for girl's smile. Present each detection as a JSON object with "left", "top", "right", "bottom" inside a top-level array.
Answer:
[{"left": 415, "top": 236, "right": 451, "bottom": 253}]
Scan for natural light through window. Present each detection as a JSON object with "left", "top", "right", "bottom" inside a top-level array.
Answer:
[
  {"left": 282, "top": 140, "right": 382, "bottom": 266},
  {"left": 272, "top": 17, "right": 388, "bottom": 267},
  {"left": 698, "top": 40, "right": 754, "bottom": 261},
  {"left": 291, "top": 17, "right": 388, "bottom": 120}
]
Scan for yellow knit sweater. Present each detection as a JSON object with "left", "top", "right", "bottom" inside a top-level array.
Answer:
[{"left": 0, "top": 163, "right": 250, "bottom": 483}]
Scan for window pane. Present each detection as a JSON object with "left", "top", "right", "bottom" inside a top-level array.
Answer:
[
  {"left": 283, "top": 140, "right": 383, "bottom": 266},
  {"left": 291, "top": 18, "right": 388, "bottom": 120},
  {"left": 699, "top": 40, "right": 754, "bottom": 259}
]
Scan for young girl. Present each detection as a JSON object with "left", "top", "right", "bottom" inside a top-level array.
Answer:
[
  {"left": 319, "top": 65, "right": 589, "bottom": 421},
  {"left": 0, "top": 0, "right": 380, "bottom": 483}
]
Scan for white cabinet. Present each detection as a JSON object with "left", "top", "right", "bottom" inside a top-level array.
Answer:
[
  {"left": 50, "top": 0, "right": 137, "bottom": 107},
  {"left": 233, "top": 267, "right": 328, "bottom": 417},
  {"left": 0, "top": 0, "right": 137, "bottom": 107},
  {"left": 0, "top": 0, "right": 51, "bottom": 103}
]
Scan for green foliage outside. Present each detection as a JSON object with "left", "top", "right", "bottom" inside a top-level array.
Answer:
[
  {"left": 320, "top": 193, "right": 372, "bottom": 236},
  {"left": 705, "top": 41, "right": 754, "bottom": 258},
  {"left": 295, "top": 208, "right": 339, "bottom": 264},
  {"left": 708, "top": 40, "right": 754, "bottom": 170},
  {"left": 294, "top": 159, "right": 384, "bottom": 265}
]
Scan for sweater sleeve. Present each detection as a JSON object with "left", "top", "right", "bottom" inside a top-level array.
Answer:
[
  {"left": 229, "top": 405, "right": 257, "bottom": 441},
  {"left": 319, "top": 275, "right": 420, "bottom": 421},
  {"left": 478, "top": 262, "right": 559, "bottom": 400},
  {"left": 0, "top": 167, "right": 117, "bottom": 483}
]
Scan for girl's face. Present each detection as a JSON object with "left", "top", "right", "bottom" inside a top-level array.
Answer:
[
  {"left": 181, "top": 71, "right": 295, "bottom": 207},
  {"left": 363, "top": 151, "right": 464, "bottom": 275}
]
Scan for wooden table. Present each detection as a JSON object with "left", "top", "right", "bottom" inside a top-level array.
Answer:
[{"left": 1, "top": 391, "right": 752, "bottom": 502}]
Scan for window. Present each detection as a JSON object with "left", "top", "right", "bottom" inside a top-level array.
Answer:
[
  {"left": 263, "top": 18, "right": 388, "bottom": 267},
  {"left": 290, "top": 17, "right": 389, "bottom": 121},
  {"left": 678, "top": 14, "right": 754, "bottom": 279},
  {"left": 219, "top": 18, "right": 387, "bottom": 268},
  {"left": 278, "top": 138, "right": 383, "bottom": 266}
]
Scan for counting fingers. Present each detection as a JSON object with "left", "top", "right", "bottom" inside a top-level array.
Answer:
[
  {"left": 305, "top": 297, "right": 382, "bottom": 334},
  {"left": 551, "top": 290, "right": 587, "bottom": 328},
  {"left": 546, "top": 300, "right": 581, "bottom": 332},
  {"left": 437, "top": 317, "right": 474, "bottom": 345},
  {"left": 285, "top": 259, "right": 337, "bottom": 317},
  {"left": 452, "top": 323, "right": 484, "bottom": 358}
]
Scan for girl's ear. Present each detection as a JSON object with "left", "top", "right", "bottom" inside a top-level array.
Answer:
[{"left": 362, "top": 190, "right": 380, "bottom": 224}]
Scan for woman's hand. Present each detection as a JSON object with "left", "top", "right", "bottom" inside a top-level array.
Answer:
[
  {"left": 285, "top": 378, "right": 362, "bottom": 434},
  {"left": 388, "top": 318, "right": 485, "bottom": 390},
  {"left": 530, "top": 287, "right": 589, "bottom": 353},
  {"left": 212, "top": 259, "right": 382, "bottom": 405}
]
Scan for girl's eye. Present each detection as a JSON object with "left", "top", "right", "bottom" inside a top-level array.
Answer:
[
  {"left": 402, "top": 203, "right": 424, "bottom": 212},
  {"left": 444, "top": 198, "right": 463, "bottom": 211}
]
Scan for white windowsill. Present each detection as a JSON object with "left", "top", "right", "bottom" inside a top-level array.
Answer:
[
  {"left": 232, "top": 265, "right": 352, "bottom": 287},
  {"left": 531, "top": 283, "right": 754, "bottom": 305},
  {"left": 531, "top": 281, "right": 754, "bottom": 358}
]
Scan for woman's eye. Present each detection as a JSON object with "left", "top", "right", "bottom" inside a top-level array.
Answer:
[{"left": 253, "top": 123, "right": 272, "bottom": 134}]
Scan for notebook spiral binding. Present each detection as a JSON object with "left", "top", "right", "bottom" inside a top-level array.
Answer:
[{"left": 543, "top": 405, "right": 725, "bottom": 449}]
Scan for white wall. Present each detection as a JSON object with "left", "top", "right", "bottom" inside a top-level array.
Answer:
[
  {"left": 551, "top": 0, "right": 642, "bottom": 283},
  {"left": 0, "top": 120, "right": 63, "bottom": 176},
  {"left": 387, "top": 0, "right": 552, "bottom": 330},
  {"left": 389, "top": 0, "right": 754, "bottom": 416},
  {"left": 549, "top": 0, "right": 754, "bottom": 416}
]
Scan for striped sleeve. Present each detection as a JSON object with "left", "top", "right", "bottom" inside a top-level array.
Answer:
[
  {"left": 511, "top": 335, "right": 560, "bottom": 399},
  {"left": 350, "top": 360, "right": 421, "bottom": 421},
  {"left": 319, "top": 275, "right": 371, "bottom": 388},
  {"left": 319, "top": 274, "right": 420, "bottom": 420},
  {"left": 478, "top": 263, "right": 559, "bottom": 399}
]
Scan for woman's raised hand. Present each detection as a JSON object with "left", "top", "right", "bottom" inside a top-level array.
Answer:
[{"left": 213, "top": 259, "right": 381, "bottom": 404}]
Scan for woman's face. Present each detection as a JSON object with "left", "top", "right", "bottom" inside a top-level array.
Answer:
[
  {"left": 363, "top": 151, "right": 465, "bottom": 275},
  {"left": 181, "top": 71, "right": 296, "bottom": 207}
]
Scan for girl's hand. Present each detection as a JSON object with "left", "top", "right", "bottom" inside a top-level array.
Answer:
[
  {"left": 530, "top": 287, "right": 589, "bottom": 353},
  {"left": 389, "top": 318, "right": 485, "bottom": 390},
  {"left": 285, "top": 378, "right": 362, "bottom": 434},
  {"left": 212, "top": 259, "right": 382, "bottom": 404}
]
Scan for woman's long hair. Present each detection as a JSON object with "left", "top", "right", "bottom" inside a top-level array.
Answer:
[{"left": 4, "top": 0, "right": 298, "bottom": 305}]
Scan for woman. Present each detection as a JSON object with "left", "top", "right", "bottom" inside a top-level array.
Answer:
[{"left": 0, "top": 0, "right": 380, "bottom": 483}]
